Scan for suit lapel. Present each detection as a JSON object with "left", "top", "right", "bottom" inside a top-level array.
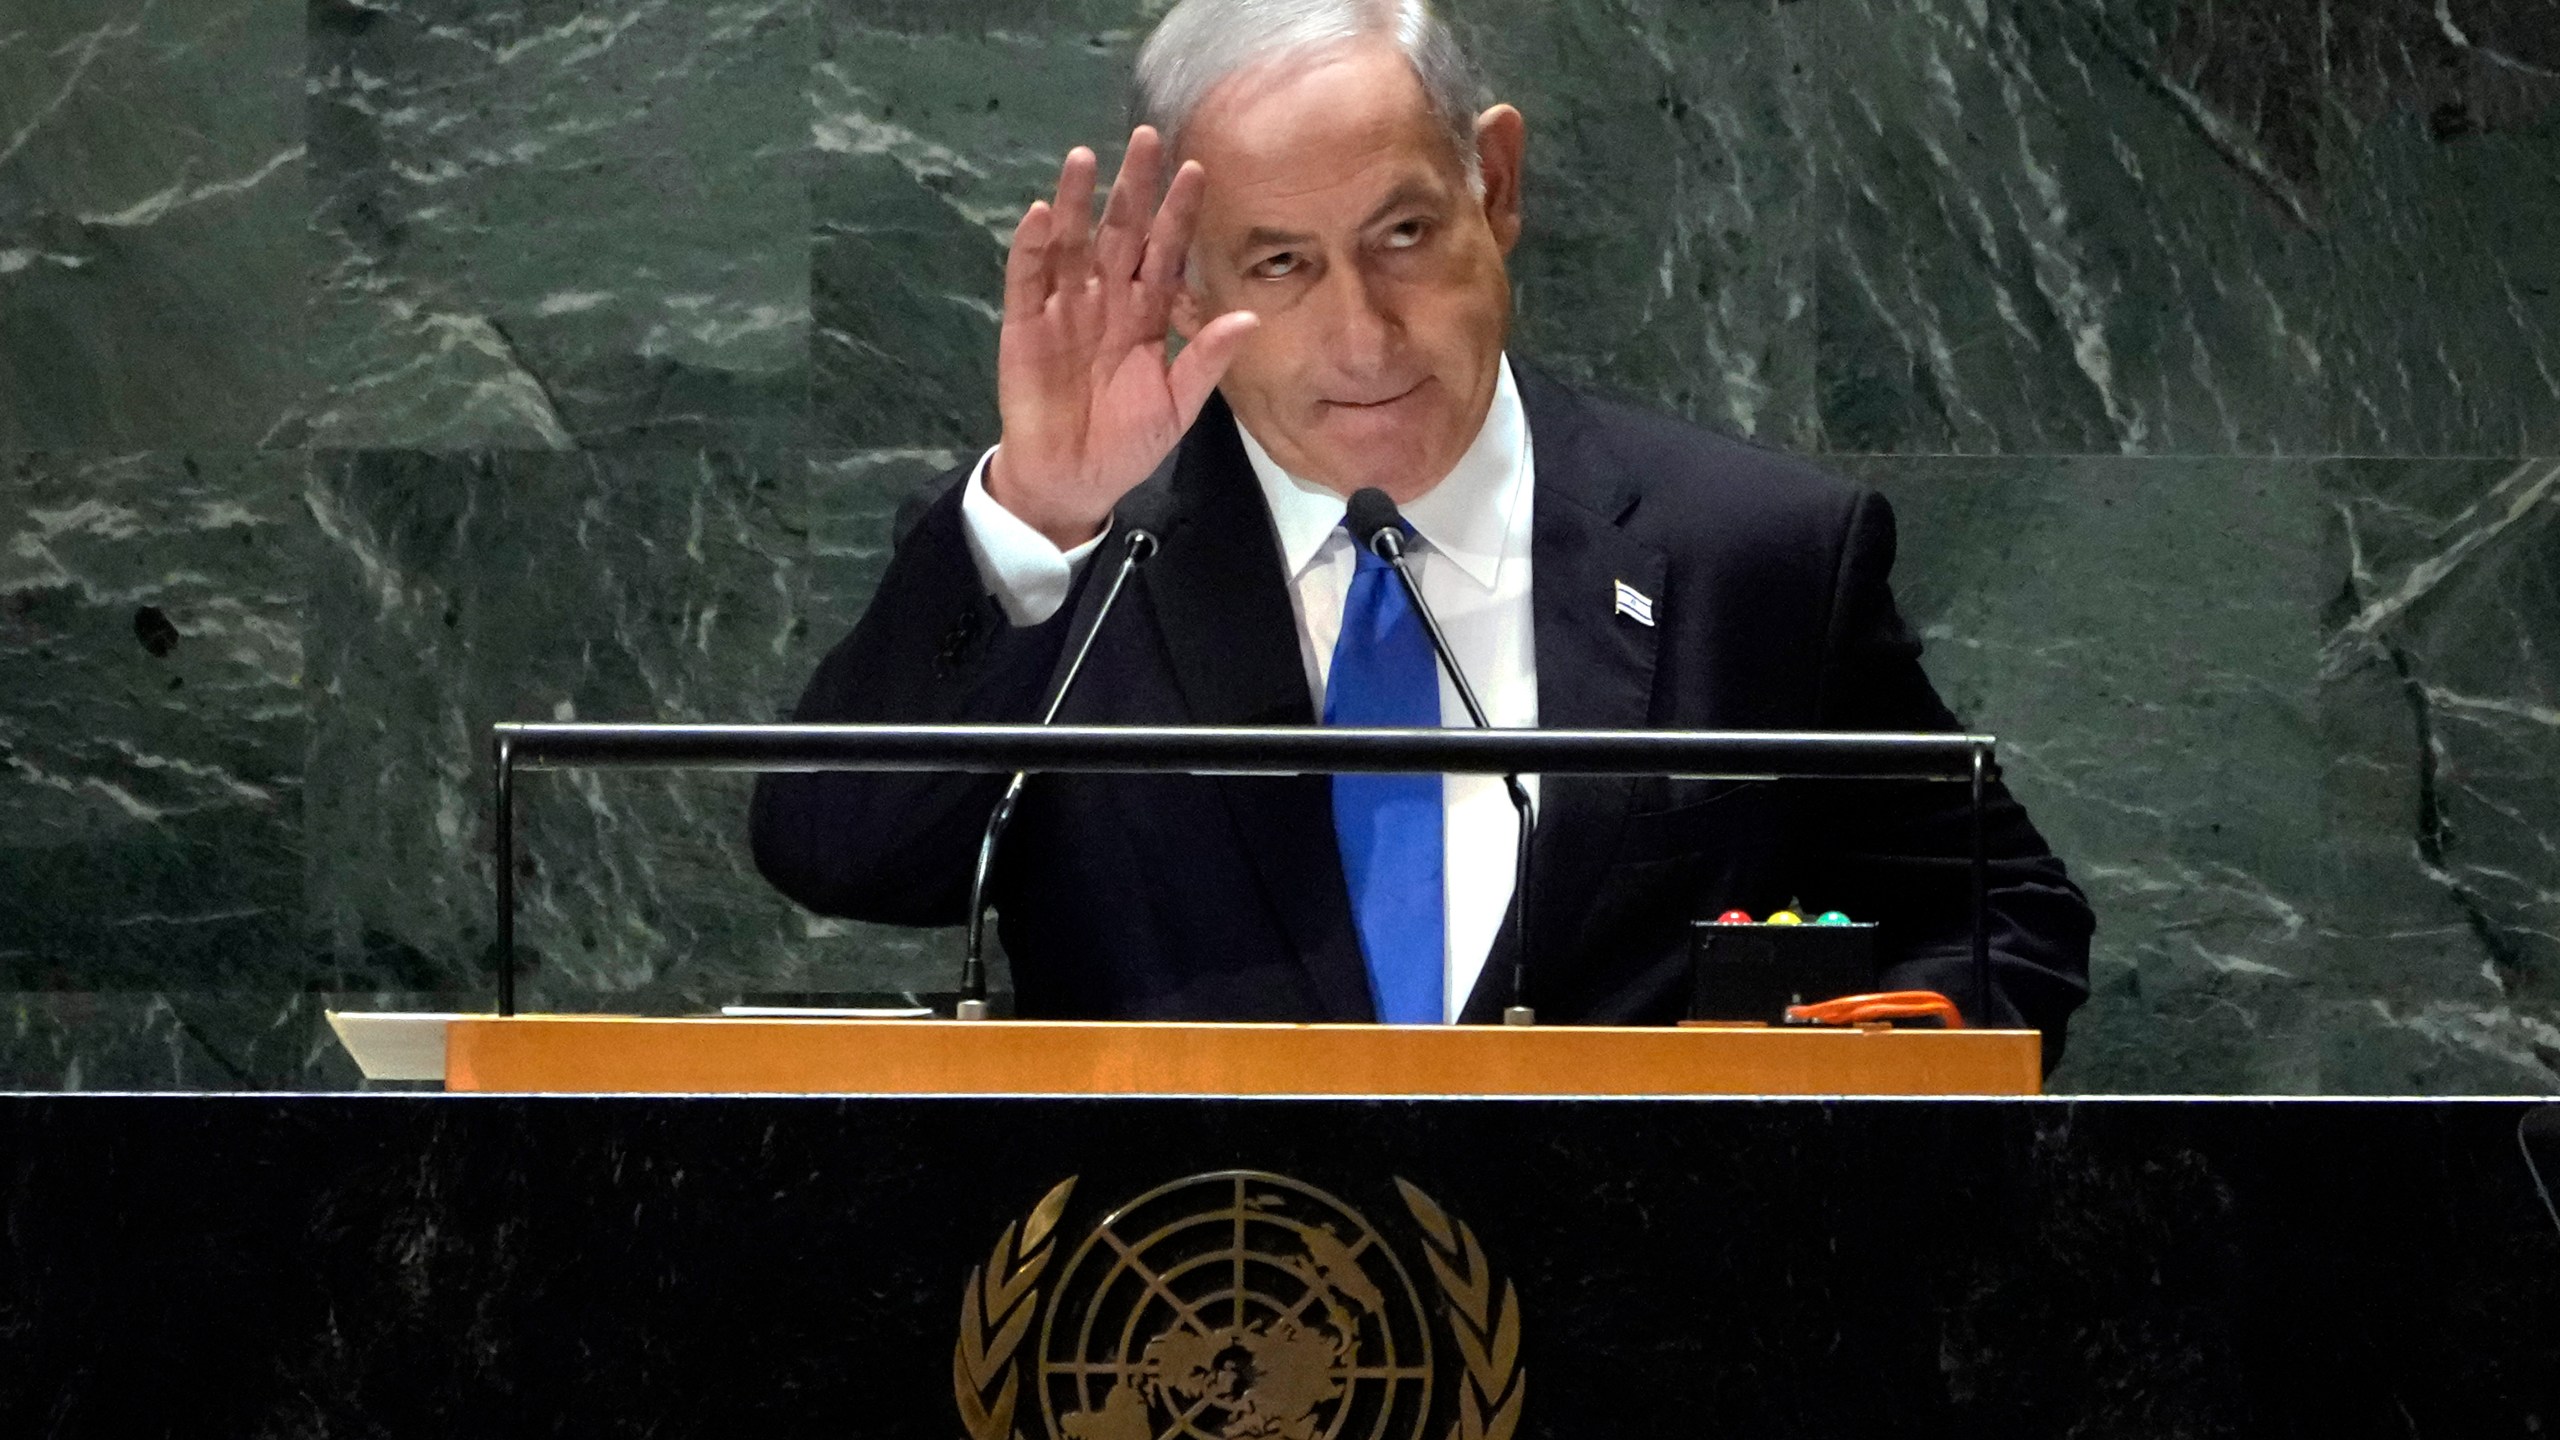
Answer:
[
  {"left": 1141, "top": 399, "right": 1376, "bottom": 1021},
  {"left": 1460, "top": 370, "right": 1667, "bottom": 1022}
]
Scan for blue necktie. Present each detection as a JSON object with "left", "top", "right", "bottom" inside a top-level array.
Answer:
[{"left": 1324, "top": 523, "right": 1445, "bottom": 1024}]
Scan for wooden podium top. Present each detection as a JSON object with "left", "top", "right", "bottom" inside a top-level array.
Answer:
[{"left": 411, "top": 1015, "right": 2042, "bottom": 1096}]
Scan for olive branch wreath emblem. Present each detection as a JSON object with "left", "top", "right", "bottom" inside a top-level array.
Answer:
[
  {"left": 953, "top": 1175, "right": 1524, "bottom": 1440},
  {"left": 1394, "top": 1179, "right": 1526, "bottom": 1440},
  {"left": 955, "top": 1177, "right": 1077, "bottom": 1440}
]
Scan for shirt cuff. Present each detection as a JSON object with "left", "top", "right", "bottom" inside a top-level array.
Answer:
[{"left": 958, "top": 446, "right": 1105, "bottom": 626}]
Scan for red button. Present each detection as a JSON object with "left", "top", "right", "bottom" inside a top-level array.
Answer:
[{"left": 1714, "top": 909, "right": 1754, "bottom": 924}]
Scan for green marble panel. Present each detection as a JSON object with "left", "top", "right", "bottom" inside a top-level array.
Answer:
[
  {"left": 303, "top": 0, "right": 811, "bottom": 450},
  {"left": 300, "top": 448, "right": 836, "bottom": 1008},
  {"left": 809, "top": 6, "right": 1130, "bottom": 448},
  {"left": 2317, "top": 456, "right": 2560, "bottom": 1091},
  {"left": 0, "top": 452, "right": 308, "bottom": 989},
  {"left": 1858, "top": 453, "right": 2559, "bottom": 1094},
  {"left": 0, "top": 0, "right": 304, "bottom": 448},
  {"left": 0, "top": 991, "right": 368, "bottom": 1091},
  {"left": 1476, "top": 0, "right": 1815, "bottom": 444},
  {"left": 1808, "top": 0, "right": 2560, "bottom": 456}
]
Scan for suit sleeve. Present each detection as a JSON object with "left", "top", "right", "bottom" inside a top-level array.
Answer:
[
  {"left": 748, "top": 465, "right": 1087, "bottom": 925},
  {"left": 1800, "top": 488, "right": 2095, "bottom": 1063}
]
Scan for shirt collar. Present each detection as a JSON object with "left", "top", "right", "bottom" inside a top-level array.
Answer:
[{"left": 1233, "top": 354, "right": 1529, "bottom": 593}]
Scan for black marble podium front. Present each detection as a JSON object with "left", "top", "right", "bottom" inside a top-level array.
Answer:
[{"left": 3, "top": 1096, "right": 2554, "bottom": 1437}]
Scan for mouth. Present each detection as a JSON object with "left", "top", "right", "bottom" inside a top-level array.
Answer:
[{"left": 1323, "top": 379, "right": 1427, "bottom": 412}]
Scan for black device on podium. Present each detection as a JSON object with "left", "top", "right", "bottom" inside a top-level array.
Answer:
[{"left": 1688, "top": 917, "right": 1883, "bottom": 1022}]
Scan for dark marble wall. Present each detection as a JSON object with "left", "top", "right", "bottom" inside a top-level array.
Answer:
[{"left": 0, "top": 0, "right": 2551, "bottom": 1092}]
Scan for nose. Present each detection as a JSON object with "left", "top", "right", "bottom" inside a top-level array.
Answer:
[{"left": 1316, "top": 258, "right": 1399, "bottom": 380}]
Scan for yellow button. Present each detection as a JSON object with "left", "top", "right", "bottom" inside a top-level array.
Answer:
[{"left": 1766, "top": 910, "right": 1804, "bottom": 926}]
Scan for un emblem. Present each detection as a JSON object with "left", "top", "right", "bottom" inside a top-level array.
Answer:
[{"left": 955, "top": 1172, "right": 1524, "bottom": 1440}]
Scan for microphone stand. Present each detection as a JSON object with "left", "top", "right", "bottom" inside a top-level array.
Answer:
[
  {"left": 1364, "top": 521, "right": 1539, "bottom": 1027},
  {"left": 956, "top": 524, "right": 1159, "bottom": 1020}
]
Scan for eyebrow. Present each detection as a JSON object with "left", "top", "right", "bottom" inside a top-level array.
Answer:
[{"left": 1232, "top": 179, "right": 1448, "bottom": 257}]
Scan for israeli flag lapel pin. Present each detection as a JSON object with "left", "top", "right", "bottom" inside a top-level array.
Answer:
[{"left": 1613, "top": 579, "right": 1656, "bottom": 627}]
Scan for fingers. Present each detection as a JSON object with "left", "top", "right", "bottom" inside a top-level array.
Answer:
[
  {"left": 1138, "top": 158, "right": 1209, "bottom": 293},
  {"left": 1093, "top": 127, "right": 1162, "bottom": 287},
  {"left": 1110, "top": 158, "right": 1209, "bottom": 346},
  {"left": 1166, "top": 309, "right": 1260, "bottom": 423},
  {"left": 1001, "top": 200, "right": 1053, "bottom": 326},
  {"left": 1016, "top": 137, "right": 1221, "bottom": 421},
  {"left": 1047, "top": 146, "right": 1099, "bottom": 296}
]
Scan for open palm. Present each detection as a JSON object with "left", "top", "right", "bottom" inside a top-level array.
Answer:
[{"left": 987, "top": 127, "right": 1260, "bottom": 548}]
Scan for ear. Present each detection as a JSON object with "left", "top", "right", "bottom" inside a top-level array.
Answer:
[
  {"left": 1172, "top": 279, "right": 1203, "bottom": 341},
  {"left": 1474, "top": 104, "right": 1526, "bottom": 255}
]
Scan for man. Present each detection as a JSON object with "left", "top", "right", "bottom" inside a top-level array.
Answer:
[{"left": 753, "top": 0, "right": 2094, "bottom": 1053}]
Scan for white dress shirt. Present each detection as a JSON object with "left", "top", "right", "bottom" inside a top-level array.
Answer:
[{"left": 956, "top": 355, "right": 1539, "bottom": 1021}]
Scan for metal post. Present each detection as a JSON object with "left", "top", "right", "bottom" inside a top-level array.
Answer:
[
  {"left": 494, "top": 730, "right": 516, "bottom": 1018},
  {"left": 1970, "top": 743, "right": 1992, "bottom": 1029}
]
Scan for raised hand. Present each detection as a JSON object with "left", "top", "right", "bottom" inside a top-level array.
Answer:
[{"left": 985, "top": 127, "right": 1260, "bottom": 549}]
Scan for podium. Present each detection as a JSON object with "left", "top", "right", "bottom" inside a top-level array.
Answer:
[
  {"left": 355, "top": 721, "right": 2044, "bottom": 1098},
  {"left": 331, "top": 1013, "right": 2042, "bottom": 1094}
]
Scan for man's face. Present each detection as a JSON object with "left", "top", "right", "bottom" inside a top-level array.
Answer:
[{"left": 1173, "top": 41, "right": 1524, "bottom": 503}]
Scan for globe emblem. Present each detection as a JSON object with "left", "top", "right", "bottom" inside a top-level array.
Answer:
[{"left": 1037, "top": 1171, "right": 1435, "bottom": 1440}]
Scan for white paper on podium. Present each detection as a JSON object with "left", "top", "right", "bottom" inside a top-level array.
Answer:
[
  {"left": 325, "top": 1011, "right": 462, "bottom": 1081},
  {"left": 717, "top": 1005, "right": 933, "bottom": 1019}
]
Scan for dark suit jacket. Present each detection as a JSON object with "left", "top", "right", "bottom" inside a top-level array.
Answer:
[{"left": 751, "top": 369, "right": 2094, "bottom": 1056}]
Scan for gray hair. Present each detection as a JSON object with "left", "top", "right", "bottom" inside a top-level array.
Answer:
[{"left": 1132, "top": 0, "right": 1492, "bottom": 189}]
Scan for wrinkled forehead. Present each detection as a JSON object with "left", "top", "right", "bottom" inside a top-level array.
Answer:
[{"left": 1174, "top": 41, "right": 1471, "bottom": 209}]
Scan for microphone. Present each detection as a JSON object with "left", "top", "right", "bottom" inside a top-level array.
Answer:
[
  {"left": 1344, "top": 487, "right": 1539, "bottom": 1026},
  {"left": 955, "top": 499, "right": 1165, "bottom": 1020}
]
